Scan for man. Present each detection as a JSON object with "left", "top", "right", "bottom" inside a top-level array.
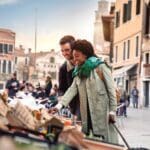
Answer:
[
  {"left": 6, "top": 72, "right": 20, "bottom": 98},
  {"left": 131, "top": 86, "right": 139, "bottom": 108},
  {"left": 58, "top": 35, "right": 80, "bottom": 120},
  {"left": 50, "top": 40, "right": 118, "bottom": 144}
]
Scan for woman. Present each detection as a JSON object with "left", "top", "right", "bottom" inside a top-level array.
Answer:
[{"left": 51, "top": 40, "right": 118, "bottom": 144}]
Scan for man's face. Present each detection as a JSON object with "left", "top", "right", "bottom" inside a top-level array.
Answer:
[{"left": 60, "top": 43, "right": 72, "bottom": 61}]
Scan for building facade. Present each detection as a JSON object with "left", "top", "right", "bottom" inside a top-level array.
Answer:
[
  {"left": 140, "top": 1, "right": 150, "bottom": 107},
  {"left": 34, "top": 49, "right": 64, "bottom": 86},
  {"left": 14, "top": 45, "right": 30, "bottom": 82},
  {"left": 0, "top": 28, "right": 15, "bottom": 89},
  {"left": 113, "top": 0, "right": 143, "bottom": 98},
  {"left": 93, "top": 0, "right": 111, "bottom": 57}
]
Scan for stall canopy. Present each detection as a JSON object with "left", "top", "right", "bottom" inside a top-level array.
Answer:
[{"left": 113, "top": 64, "right": 137, "bottom": 77}]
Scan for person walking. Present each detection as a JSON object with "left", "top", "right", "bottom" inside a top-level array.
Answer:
[
  {"left": 131, "top": 86, "right": 139, "bottom": 108},
  {"left": 51, "top": 39, "right": 118, "bottom": 144}
]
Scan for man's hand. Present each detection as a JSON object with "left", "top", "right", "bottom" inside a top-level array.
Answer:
[
  {"left": 109, "top": 114, "right": 116, "bottom": 124},
  {"left": 48, "top": 107, "right": 59, "bottom": 114}
]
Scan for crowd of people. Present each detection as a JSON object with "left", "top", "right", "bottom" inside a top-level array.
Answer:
[
  {"left": 5, "top": 73, "right": 58, "bottom": 105},
  {"left": 4, "top": 35, "right": 140, "bottom": 145}
]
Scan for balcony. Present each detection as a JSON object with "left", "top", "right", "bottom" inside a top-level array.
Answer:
[{"left": 143, "top": 64, "right": 150, "bottom": 77}]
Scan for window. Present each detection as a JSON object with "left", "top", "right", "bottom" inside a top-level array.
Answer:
[
  {"left": 0, "top": 83, "right": 4, "bottom": 90},
  {"left": 127, "top": 40, "right": 130, "bottom": 59},
  {"left": 136, "top": 0, "right": 141, "bottom": 15},
  {"left": 9, "top": 44, "right": 13, "bottom": 52},
  {"left": 123, "top": 3, "right": 128, "bottom": 23},
  {"left": 115, "top": 11, "right": 120, "bottom": 28},
  {"left": 8, "top": 61, "right": 11, "bottom": 74},
  {"left": 25, "top": 58, "right": 28, "bottom": 65},
  {"left": 128, "top": 0, "right": 132, "bottom": 20},
  {"left": 145, "top": 53, "right": 149, "bottom": 64},
  {"left": 43, "top": 71, "right": 46, "bottom": 77},
  {"left": 123, "top": 42, "right": 126, "bottom": 60},
  {"left": 3, "top": 60, "right": 6, "bottom": 73},
  {"left": 15, "top": 57, "right": 17, "bottom": 64},
  {"left": 136, "top": 36, "right": 139, "bottom": 57},
  {"left": 123, "top": 1, "right": 132, "bottom": 23},
  {"left": 0, "top": 60, "right": 1, "bottom": 73},
  {"left": 0, "top": 43, "right": 3, "bottom": 53},
  {"left": 145, "top": 3, "right": 150, "bottom": 35},
  {"left": 50, "top": 57, "right": 55, "bottom": 63},
  {"left": 51, "top": 72, "right": 56, "bottom": 79},
  {"left": 4, "top": 44, "right": 8, "bottom": 54},
  {"left": 115, "top": 46, "right": 118, "bottom": 62}
]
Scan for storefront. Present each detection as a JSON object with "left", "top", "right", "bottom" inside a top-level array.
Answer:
[{"left": 113, "top": 64, "right": 138, "bottom": 94}]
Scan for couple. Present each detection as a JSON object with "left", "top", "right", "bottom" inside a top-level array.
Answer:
[{"left": 55, "top": 36, "right": 118, "bottom": 144}]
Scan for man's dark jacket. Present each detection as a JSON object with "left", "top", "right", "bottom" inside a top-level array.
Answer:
[
  {"left": 6, "top": 78, "right": 20, "bottom": 97},
  {"left": 58, "top": 62, "right": 80, "bottom": 115}
]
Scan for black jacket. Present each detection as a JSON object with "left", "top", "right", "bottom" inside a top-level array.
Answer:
[
  {"left": 6, "top": 78, "right": 20, "bottom": 97},
  {"left": 58, "top": 62, "right": 80, "bottom": 115},
  {"left": 45, "top": 81, "right": 52, "bottom": 97}
]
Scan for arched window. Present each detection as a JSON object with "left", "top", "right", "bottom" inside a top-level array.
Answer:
[
  {"left": 8, "top": 61, "right": 11, "bottom": 74},
  {"left": 0, "top": 43, "right": 3, "bottom": 53},
  {"left": 50, "top": 57, "right": 55, "bottom": 63},
  {"left": 4, "top": 44, "right": 8, "bottom": 54},
  {"left": 25, "top": 57, "right": 28, "bottom": 65},
  {"left": 0, "top": 60, "right": 1, "bottom": 73},
  {"left": 3, "top": 60, "right": 6, "bottom": 73}
]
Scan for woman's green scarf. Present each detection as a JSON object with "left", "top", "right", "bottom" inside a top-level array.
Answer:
[{"left": 72, "top": 56, "right": 104, "bottom": 78}]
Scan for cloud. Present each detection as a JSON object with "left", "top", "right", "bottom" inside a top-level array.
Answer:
[{"left": 0, "top": 0, "right": 18, "bottom": 5}]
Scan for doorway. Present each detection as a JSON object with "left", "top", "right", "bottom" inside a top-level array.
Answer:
[{"left": 144, "top": 81, "right": 149, "bottom": 107}]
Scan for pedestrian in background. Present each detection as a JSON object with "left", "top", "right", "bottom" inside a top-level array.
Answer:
[
  {"left": 5, "top": 72, "right": 20, "bottom": 98},
  {"left": 131, "top": 86, "right": 139, "bottom": 108},
  {"left": 120, "top": 89, "right": 128, "bottom": 117}
]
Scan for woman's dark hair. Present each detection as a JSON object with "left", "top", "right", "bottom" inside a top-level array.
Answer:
[
  {"left": 59, "top": 35, "right": 75, "bottom": 49},
  {"left": 72, "top": 39, "right": 96, "bottom": 58}
]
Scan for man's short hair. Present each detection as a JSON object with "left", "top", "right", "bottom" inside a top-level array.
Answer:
[{"left": 59, "top": 35, "right": 75, "bottom": 49}]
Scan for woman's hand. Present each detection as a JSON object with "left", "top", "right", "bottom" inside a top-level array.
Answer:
[
  {"left": 48, "top": 107, "right": 59, "bottom": 114},
  {"left": 109, "top": 112, "right": 116, "bottom": 124},
  {"left": 48, "top": 103, "right": 63, "bottom": 114}
]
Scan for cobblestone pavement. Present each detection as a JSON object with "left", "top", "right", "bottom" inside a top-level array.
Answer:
[{"left": 117, "top": 107, "right": 150, "bottom": 149}]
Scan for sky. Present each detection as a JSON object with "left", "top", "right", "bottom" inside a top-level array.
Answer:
[{"left": 0, "top": 0, "right": 112, "bottom": 52}]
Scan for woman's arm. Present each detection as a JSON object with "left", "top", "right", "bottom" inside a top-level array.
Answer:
[{"left": 99, "top": 64, "right": 117, "bottom": 112}]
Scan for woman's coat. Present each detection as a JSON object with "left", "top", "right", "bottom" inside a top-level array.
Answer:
[{"left": 60, "top": 63, "right": 118, "bottom": 144}]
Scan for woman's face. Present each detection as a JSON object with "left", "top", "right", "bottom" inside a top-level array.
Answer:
[{"left": 73, "top": 50, "right": 87, "bottom": 65}]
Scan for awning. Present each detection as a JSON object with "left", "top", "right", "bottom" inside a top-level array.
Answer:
[{"left": 113, "top": 64, "right": 137, "bottom": 77}]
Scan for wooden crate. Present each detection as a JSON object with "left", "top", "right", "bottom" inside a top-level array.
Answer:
[{"left": 83, "top": 139, "right": 126, "bottom": 150}]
